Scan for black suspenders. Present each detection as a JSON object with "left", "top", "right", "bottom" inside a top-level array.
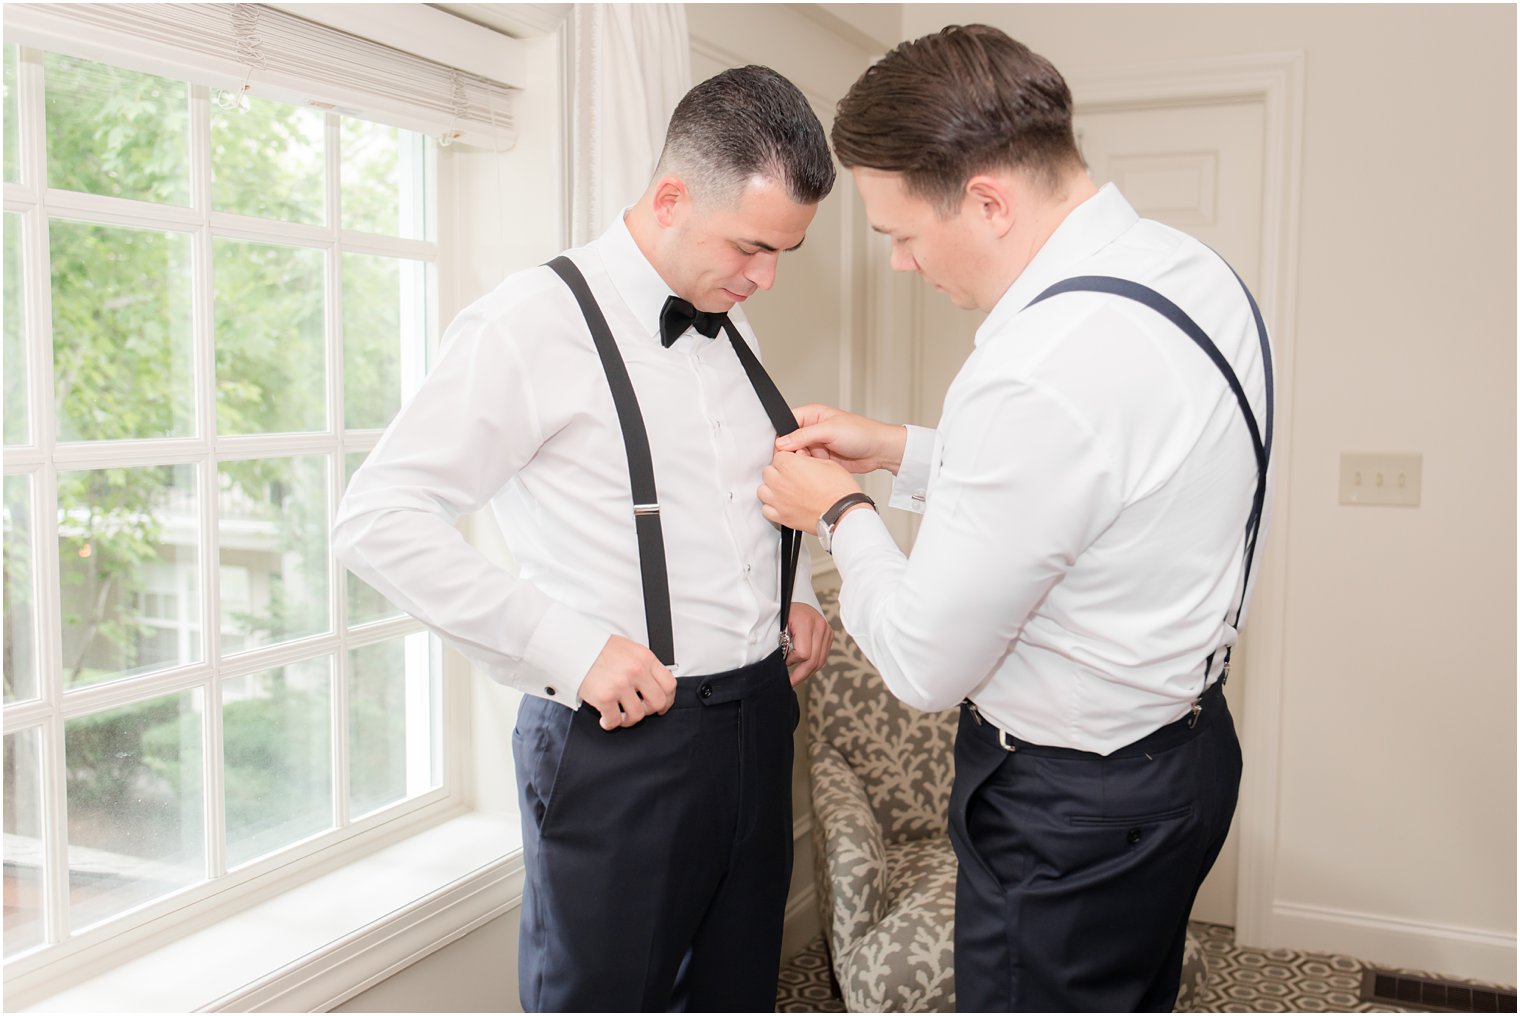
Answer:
[
  {"left": 1025, "top": 268, "right": 1274, "bottom": 694},
  {"left": 546, "top": 256, "right": 801, "bottom": 668}
]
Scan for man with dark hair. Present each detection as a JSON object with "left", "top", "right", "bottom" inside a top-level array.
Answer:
[
  {"left": 759, "top": 25, "right": 1272, "bottom": 1012},
  {"left": 335, "top": 65, "right": 835, "bottom": 1012}
]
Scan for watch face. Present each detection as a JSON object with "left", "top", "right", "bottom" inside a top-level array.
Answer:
[{"left": 815, "top": 515, "right": 831, "bottom": 552}]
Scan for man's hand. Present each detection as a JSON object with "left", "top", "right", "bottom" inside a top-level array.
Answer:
[
  {"left": 776, "top": 404, "right": 908, "bottom": 476},
  {"left": 578, "top": 635, "right": 677, "bottom": 731},
  {"left": 759, "top": 450, "right": 861, "bottom": 533},
  {"left": 784, "top": 603, "right": 834, "bottom": 686}
]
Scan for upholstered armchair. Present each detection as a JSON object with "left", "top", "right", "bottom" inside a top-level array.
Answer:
[{"left": 805, "top": 584, "right": 1209, "bottom": 1012}]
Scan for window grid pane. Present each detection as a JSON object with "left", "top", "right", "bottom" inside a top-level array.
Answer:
[
  {"left": 211, "top": 94, "right": 325, "bottom": 225},
  {"left": 44, "top": 53, "right": 189, "bottom": 205},
  {"left": 3, "top": 45, "right": 18, "bottom": 184},
  {"left": 224, "top": 658, "right": 335, "bottom": 869},
  {"left": 4, "top": 475, "right": 38, "bottom": 703},
  {"left": 57, "top": 465, "right": 201, "bottom": 690},
  {"left": 213, "top": 239, "right": 328, "bottom": 436},
  {"left": 340, "top": 119, "right": 436, "bottom": 241},
  {"left": 49, "top": 221, "right": 194, "bottom": 443},
  {"left": 65, "top": 689, "right": 207, "bottom": 932},
  {"left": 216, "top": 456, "right": 332, "bottom": 654},
  {"left": 3, "top": 213, "right": 25, "bottom": 446},
  {"left": 4, "top": 727, "right": 46, "bottom": 958},
  {"left": 347, "top": 633, "right": 439, "bottom": 819}
]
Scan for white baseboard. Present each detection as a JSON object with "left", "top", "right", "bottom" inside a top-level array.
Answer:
[{"left": 1267, "top": 901, "right": 1516, "bottom": 986}]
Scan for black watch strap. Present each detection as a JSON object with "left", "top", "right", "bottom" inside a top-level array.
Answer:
[{"left": 823, "top": 492, "right": 876, "bottom": 531}]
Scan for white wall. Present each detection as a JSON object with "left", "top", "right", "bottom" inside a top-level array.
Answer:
[
  {"left": 335, "top": 913, "right": 521, "bottom": 1013},
  {"left": 902, "top": 3, "right": 1517, "bottom": 984}
]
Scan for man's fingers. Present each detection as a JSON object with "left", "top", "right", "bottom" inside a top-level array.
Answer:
[
  {"left": 582, "top": 641, "right": 676, "bottom": 730},
  {"left": 777, "top": 422, "right": 830, "bottom": 453},
  {"left": 790, "top": 403, "right": 836, "bottom": 430},
  {"left": 644, "top": 665, "right": 677, "bottom": 715}
]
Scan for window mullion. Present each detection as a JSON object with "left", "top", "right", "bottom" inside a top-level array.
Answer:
[
  {"left": 20, "top": 41, "right": 71, "bottom": 952},
  {"left": 40, "top": 189, "right": 200, "bottom": 233},
  {"left": 207, "top": 210, "right": 335, "bottom": 250},
  {"left": 327, "top": 110, "right": 351, "bottom": 833},
  {"left": 47, "top": 437, "right": 210, "bottom": 470},
  {"left": 335, "top": 230, "right": 438, "bottom": 261},
  {"left": 188, "top": 82, "right": 226, "bottom": 883}
]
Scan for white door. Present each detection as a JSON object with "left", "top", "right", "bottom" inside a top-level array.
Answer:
[{"left": 1077, "top": 97, "right": 1268, "bottom": 927}]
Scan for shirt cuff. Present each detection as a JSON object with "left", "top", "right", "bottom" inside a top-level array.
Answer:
[
  {"left": 889, "top": 425, "right": 935, "bottom": 514},
  {"left": 829, "top": 501, "right": 897, "bottom": 566},
  {"left": 519, "top": 601, "right": 614, "bottom": 708},
  {"left": 791, "top": 550, "right": 823, "bottom": 615}
]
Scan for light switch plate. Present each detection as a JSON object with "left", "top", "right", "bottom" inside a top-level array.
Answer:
[{"left": 1339, "top": 453, "right": 1421, "bottom": 507}]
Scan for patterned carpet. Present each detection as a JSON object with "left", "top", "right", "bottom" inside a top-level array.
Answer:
[{"left": 775, "top": 921, "right": 1517, "bottom": 1013}]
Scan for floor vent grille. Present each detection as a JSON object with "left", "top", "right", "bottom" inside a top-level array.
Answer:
[{"left": 1359, "top": 969, "right": 1517, "bottom": 1012}]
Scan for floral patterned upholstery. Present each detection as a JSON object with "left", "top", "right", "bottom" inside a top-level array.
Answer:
[{"left": 805, "top": 580, "right": 1208, "bottom": 1012}]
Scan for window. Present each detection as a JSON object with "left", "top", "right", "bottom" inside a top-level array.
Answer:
[{"left": 2, "top": 40, "right": 449, "bottom": 972}]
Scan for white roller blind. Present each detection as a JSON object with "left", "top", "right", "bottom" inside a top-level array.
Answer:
[{"left": 4, "top": 2, "right": 522, "bottom": 148}]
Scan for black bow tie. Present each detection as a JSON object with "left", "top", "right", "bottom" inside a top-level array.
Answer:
[{"left": 659, "top": 296, "right": 728, "bottom": 348}]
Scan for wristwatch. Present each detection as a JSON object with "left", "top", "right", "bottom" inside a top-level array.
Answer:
[{"left": 816, "top": 492, "right": 877, "bottom": 554}]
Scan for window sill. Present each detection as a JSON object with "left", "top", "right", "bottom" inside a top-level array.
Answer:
[{"left": 19, "top": 812, "right": 525, "bottom": 1014}]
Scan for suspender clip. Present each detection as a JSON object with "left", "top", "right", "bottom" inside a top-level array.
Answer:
[
  {"left": 1187, "top": 699, "right": 1203, "bottom": 728},
  {"left": 633, "top": 503, "right": 660, "bottom": 517}
]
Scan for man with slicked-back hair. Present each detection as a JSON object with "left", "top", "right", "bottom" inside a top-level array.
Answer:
[
  {"left": 336, "top": 66, "right": 835, "bottom": 1012},
  {"left": 760, "top": 25, "right": 1272, "bottom": 1012}
]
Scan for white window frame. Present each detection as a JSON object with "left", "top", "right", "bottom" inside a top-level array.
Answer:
[{"left": 1, "top": 6, "right": 555, "bottom": 1006}]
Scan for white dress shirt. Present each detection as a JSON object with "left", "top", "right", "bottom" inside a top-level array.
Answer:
[
  {"left": 333, "top": 215, "right": 818, "bottom": 708},
  {"left": 832, "top": 184, "right": 1273, "bottom": 754}
]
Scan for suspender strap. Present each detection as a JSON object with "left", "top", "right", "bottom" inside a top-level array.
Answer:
[
  {"left": 1025, "top": 271, "right": 1273, "bottom": 688},
  {"left": 547, "top": 256, "right": 675, "bottom": 666},
  {"left": 721, "top": 320, "right": 803, "bottom": 644}
]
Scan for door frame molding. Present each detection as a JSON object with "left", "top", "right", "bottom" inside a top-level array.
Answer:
[{"left": 1068, "top": 51, "right": 1306, "bottom": 948}]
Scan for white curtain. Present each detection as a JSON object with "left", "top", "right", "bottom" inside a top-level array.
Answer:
[{"left": 569, "top": 4, "right": 692, "bottom": 246}]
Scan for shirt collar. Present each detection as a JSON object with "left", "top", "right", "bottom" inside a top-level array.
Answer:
[
  {"left": 975, "top": 182, "right": 1140, "bottom": 347},
  {"left": 591, "top": 210, "right": 679, "bottom": 347}
]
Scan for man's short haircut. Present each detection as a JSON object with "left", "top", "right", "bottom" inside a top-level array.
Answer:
[
  {"left": 832, "top": 25, "right": 1083, "bottom": 215},
  {"left": 656, "top": 65, "right": 836, "bottom": 207}
]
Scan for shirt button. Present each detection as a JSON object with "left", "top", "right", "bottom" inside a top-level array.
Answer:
[
  {"left": 743, "top": 564, "right": 752, "bottom": 574},
  {"left": 544, "top": 686, "right": 556, "bottom": 697},
  {"left": 699, "top": 683, "right": 713, "bottom": 700},
  {"left": 727, "top": 491, "right": 734, "bottom": 501}
]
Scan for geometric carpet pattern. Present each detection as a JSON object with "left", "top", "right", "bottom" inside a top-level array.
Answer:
[{"left": 776, "top": 921, "right": 1518, "bottom": 1013}]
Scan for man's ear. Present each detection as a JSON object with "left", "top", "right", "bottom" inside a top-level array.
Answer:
[
  {"left": 965, "top": 174, "right": 1015, "bottom": 237},
  {"left": 651, "top": 175, "right": 689, "bottom": 228}
]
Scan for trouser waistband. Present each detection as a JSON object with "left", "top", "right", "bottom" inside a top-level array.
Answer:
[
  {"left": 668, "top": 649, "right": 788, "bottom": 708},
  {"left": 961, "top": 678, "right": 1227, "bottom": 759}
]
